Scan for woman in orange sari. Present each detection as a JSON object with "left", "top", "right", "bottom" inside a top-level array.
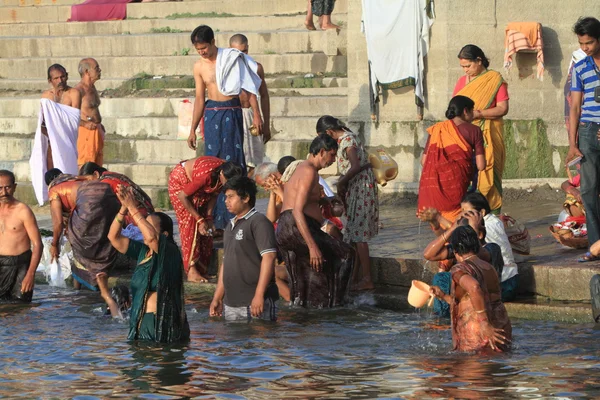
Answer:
[
  {"left": 418, "top": 95, "right": 486, "bottom": 234},
  {"left": 453, "top": 45, "right": 510, "bottom": 213},
  {"left": 430, "top": 225, "right": 512, "bottom": 353}
]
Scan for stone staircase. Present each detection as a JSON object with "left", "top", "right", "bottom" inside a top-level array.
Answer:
[{"left": 0, "top": 0, "right": 349, "bottom": 207}]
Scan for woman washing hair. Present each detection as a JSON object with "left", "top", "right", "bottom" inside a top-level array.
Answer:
[{"left": 417, "top": 95, "right": 486, "bottom": 234}]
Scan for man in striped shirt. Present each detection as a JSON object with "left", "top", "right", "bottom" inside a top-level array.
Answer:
[{"left": 568, "top": 17, "right": 600, "bottom": 261}]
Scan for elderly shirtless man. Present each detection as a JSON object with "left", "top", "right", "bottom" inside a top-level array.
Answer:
[
  {"left": 187, "top": 25, "right": 263, "bottom": 230},
  {"left": 30, "top": 64, "right": 82, "bottom": 206},
  {"left": 229, "top": 33, "right": 271, "bottom": 177},
  {"left": 275, "top": 134, "right": 354, "bottom": 308},
  {"left": 75, "top": 58, "right": 104, "bottom": 168},
  {"left": 0, "top": 170, "right": 42, "bottom": 302}
]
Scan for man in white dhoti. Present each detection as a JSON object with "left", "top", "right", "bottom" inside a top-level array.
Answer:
[
  {"left": 29, "top": 64, "right": 81, "bottom": 206},
  {"left": 229, "top": 33, "right": 271, "bottom": 177}
]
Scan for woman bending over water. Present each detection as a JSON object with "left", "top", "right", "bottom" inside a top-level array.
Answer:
[
  {"left": 430, "top": 225, "right": 511, "bottom": 352},
  {"left": 107, "top": 185, "right": 189, "bottom": 343}
]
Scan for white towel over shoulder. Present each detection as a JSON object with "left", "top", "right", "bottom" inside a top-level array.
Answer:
[
  {"left": 29, "top": 98, "right": 80, "bottom": 205},
  {"left": 216, "top": 48, "right": 262, "bottom": 97}
]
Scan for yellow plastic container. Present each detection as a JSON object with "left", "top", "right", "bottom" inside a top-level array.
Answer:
[{"left": 368, "top": 149, "right": 398, "bottom": 186}]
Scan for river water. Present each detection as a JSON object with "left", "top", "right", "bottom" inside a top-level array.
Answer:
[{"left": 1, "top": 286, "right": 599, "bottom": 399}]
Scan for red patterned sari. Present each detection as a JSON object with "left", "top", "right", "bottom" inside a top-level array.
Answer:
[{"left": 99, "top": 171, "right": 154, "bottom": 225}]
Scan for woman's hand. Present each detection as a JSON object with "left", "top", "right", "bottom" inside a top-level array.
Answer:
[
  {"left": 479, "top": 320, "right": 509, "bottom": 351},
  {"left": 462, "top": 210, "right": 482, "bottom": 232},
  {"left": 116, "top": 185, "right": 137, "bottom": 209},
  {"left": 265, "top": 174, "right": 284, "bottom": 199},
  {"left": 417, "top": 207, "right": 441, "bottom": 226},
  {"left": 336, "top": 181, "right": 347, "bottom": 200},
  {"left": 429, "top": 285, "right": 445, "bottom": 299},
  {"left": 197, "top": 218, "right": 214, "bottom": 236}
]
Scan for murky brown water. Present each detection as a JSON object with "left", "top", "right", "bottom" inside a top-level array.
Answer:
[{"left": 1, "top": 286, "right": 599, "bottom": 399}]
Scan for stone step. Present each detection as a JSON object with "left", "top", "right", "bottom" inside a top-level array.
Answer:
[
  {"left": 0, "top": 75, "right": 348, "bottom": 93},
  {"left": 1, "top": 0, "right": 80, "bottom": 6},
  {"left": 0, "top": 0, "right": 348, "bottom": 23},
  {"left": 0, "top": 29, "right": 345, "bottom": 57},
  {"left": 0, "top": 53, "right": 347, "bottom": 79},
  {"left": 0, "top": 95, "right": 347, "bottom": 119},
  {"left": 0, "top": 15, "right": 346, "bottom": 37}
]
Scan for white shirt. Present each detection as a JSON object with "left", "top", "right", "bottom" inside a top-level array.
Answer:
[{"left": 484, "top": 214, "right": 518, "bottom": 281}]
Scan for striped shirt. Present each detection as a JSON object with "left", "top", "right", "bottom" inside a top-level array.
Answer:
[{"left": 571, "top": 55, "right": 600, "bottom": 123}]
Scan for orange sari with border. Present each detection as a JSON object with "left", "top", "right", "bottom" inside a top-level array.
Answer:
[
  {"left": 455, "top": 70, "right": 506, "bottom": 212},
  {"left": 418, "top": 119, "right": 473, "bottom": 222}
]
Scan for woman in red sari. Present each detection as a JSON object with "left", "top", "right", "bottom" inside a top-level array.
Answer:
[
  {"left": 417, "top": 95, "right": 486, "bottom": 234},
  {"left": 168, "top": 156, "right": 243, "bottom": 283},
  {"left": 430, "top": 225, "right": 512, "bottom": 352}
]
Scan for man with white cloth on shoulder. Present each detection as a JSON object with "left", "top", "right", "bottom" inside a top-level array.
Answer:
[
  {"left": 187, "top": 24, "right": 263, "bottom": 231},
  {"left": 29, "top": 64, "right": 81, "bottom": 206}
]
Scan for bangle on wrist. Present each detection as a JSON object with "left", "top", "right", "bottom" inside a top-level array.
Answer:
[
  {"left": 441, "top": 232, "right": 448, "bottom": 242},
  {"left": 475, "top": 309, "right": 486, "bottom": 314}
]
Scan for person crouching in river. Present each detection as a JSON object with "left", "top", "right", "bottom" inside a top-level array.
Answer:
[
  {"left": 0, "top": 170, "right": 42, "bottom": 303},
  {"left": 430, "top": 225, "right": 511, "bottom": 352},
  {"left": 108, "top": 185, "right": 189, "bottom": 343}
]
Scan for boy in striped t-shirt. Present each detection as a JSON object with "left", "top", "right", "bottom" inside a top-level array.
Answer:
[{"left": 567, "top": 17, "right": 600, "bottom": 262}]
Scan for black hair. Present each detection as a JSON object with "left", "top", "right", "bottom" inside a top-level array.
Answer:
[
  {"left": 573, "top": 17, "right": 600, "bottom": 40},
  {"left": 309, "top": 133, "right": 338, "bottom": 156},
  {"left": 456, "top": 214, "right": 487, "bottom": 242},
  {"left": 47, "top": 64, "right": 67, "bottom": 80},
  {"left": 191, "top": 25, "right": 215, "bottom": 45},
  {"left": 0, "top": 170, "right": 15, "bottom": 185},
  {"left": 79, "top": 162, "right": 107, "bottom": 176},
  {"left": 461, "top": 192, "right": 491, "bottom": 216},
  {"left": 277, "top": 156, "right": 296, "bottom": 175},
  {"left": 229, "top": 33, "right": 248, "bottom": 46},
  {"left": 151, "top": 211, "right": 176, "bottom": 244},
  {"left": 457, "top": 44, "right": 490, "bottom": 69},
  {"left": 315, "top": 115, "right": 348, "bottom": 135},
  {"left": 210, "top": 161, "right": 244, "bottom": 187},
  {"left": 449, "top": 225, "right": 481, "bottom": 256},
  {"left": 105, "top": 285, "right": 130, "bottom": 316},
  {"left": 45, "top": 168, "right": 63, "bottom": 186},
  {"left": 223, "top": 176, "right": 257, "bottom": 207},
  {"left": 445, "top": 95, "right": 475, "bottom": 120}
]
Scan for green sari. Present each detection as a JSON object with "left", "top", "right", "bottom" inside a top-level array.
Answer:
[{"left": 127, "top": 235, "right": 190, "bottom": 343}]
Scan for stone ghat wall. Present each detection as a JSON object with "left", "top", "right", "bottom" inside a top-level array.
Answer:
[{"left": 348, "top": 0, "right": 598, "bottom": 182}]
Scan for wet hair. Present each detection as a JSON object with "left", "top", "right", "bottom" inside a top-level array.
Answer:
[
  {"left": 105, "top": 285, "right": 130, "bottom": 316},
  {"left": 224, "top": 176, "right": 257, "bottom": 207},
  {"left": 45, "top": 168, "right": 63, "bottom": 186},
  {"left": 573, "top": 17, "right": 600, "bottom": 40},
  {"left": 47, "top": 64, "right": 67, "bottom": 80},
  {"left": 449, "top": 225, "right": 481, "bottom": 256},
  {"left": 315, "top": 115, "right": 349, "bottom": 135},
  {"left": 210, "top": 162, "right": 244, "bottom": 187},
  {"left": 456, "top": 215, "right": 487, "bottom": 241},
  {"left": 254, "top": 162, "right": 278, "bottom": 181},
  {"left": 445, "top": 95, "right": 475, "bottom": 120},
  {"left": 191, "top": 25, "right": 214, "bottom": 45},
  {"left": 0, "top": 170, "right": 15, "bottom": 185},
  {"left": 457, "top": 44, "right": 490, "bottom": 69},
  {"left": 461, "top": 192, "right": 491, "bottom": 216},
  {"left": 152, "top": 211, "right": 176, "bottom": 245},
  {"left": 277, "top": 156, "right": 296, "bottom": 175},
  {"left": 229, "top": 33, "right": 248, "bottom": 46},
  {"left": 79, "top": 162, "right": 107, "bottom": 176},
  {"left": 309, "top": 134, "right": 338, "bottom": 156}
]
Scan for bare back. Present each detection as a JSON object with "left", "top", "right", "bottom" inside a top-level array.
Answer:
[
  {"left": 0, "top": 201, "right": 36, "bottom": 256},
  {"left": 76, "top": 82, "right": 102, "bottom": 123},
  {"left": 195, "top": 57, "right": 237, "bottom": 102},
  {"left": 281, "top": 161, "right": 323, "bottom": 222}
]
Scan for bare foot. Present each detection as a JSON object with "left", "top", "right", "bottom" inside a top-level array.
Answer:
[
  {"left": 304, "top": 19, "right": 317, "bottom": 30},
  {"left": 187, "top": 266, "right": 209, "bottom": 283},
  {"left": 320, "top": 23, "right": 340, "bottom": 31},
  {"left": 355, "top": 278, "right": 375, "bottom": 291}
]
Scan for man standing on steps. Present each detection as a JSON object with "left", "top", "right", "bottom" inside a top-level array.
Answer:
[
  {"left": 30, "top": 64, "right": 82, "bottom": 206},
  {"left": 75, "top": 58, "right": 104, "bottom": 168},
  {"left": 187, "top": 25, "right": 263, "bottom": 231},
  {"left": 229, "top": 33, "right": 272, "bottom": 178}
]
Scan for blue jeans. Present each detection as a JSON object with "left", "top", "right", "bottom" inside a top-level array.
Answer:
[{"left": 578, "top": 122, "right": 600, "bottom": 247}]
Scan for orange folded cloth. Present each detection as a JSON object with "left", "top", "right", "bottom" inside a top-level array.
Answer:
[{"left": 504, "top": 22, "right": 544, "bottom": 81}]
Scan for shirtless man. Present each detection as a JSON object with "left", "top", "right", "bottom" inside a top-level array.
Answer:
[
  {"left": 42, "top": 64, "right": 81, "bottom": 109},
  {"left": 187, "top": 25, "right": 263, "bottom": 230},
  {"left": 75, "top": 58, "right": 104, "bottom": 168},
  {"left": 0, "top": 170, "right": 43, "bottom": 302},
  {"left": 275, "top": 135, "right": 354, "bottom": 308},
  {"left": 229, "top": 34, "right": 271, "bottom": 177}
]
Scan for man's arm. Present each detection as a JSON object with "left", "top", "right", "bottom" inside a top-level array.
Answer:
[
  {"left": 250, "top": 252, "right": 276, "bottom": 317},
  {"left": 257, "top": 63, "right": 271, "bottom": 143},
  {"left": 49, "top": 198, "right": 64, "bottom": 261},
  {"left": 69, "top": 87, "right": 82, "bottom": 109},
  {"left": 209, "top": 263, "right": 225, "bottom": 316},
  {"left": 21, "top": 205, "right": 43, "bottom": 293},
  {"left": 290, "top": 167, "right": 323, "bottom": 270},
  {"left": 188, "top": 62, "right": 206, "bottom": 150},
  {"left": 248, "top": 93, "right": 263, "bottom": 136},
  {"left": 567, "top": 90, "right": 584, "bottom": 163}
]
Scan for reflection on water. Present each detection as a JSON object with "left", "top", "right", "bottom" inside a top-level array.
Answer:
[{"left": 1, "top": 285, "right": 599, "bottom": 398}]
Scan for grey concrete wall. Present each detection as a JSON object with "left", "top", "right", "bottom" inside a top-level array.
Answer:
[{"left": 348, "top": 0, "right": 600, "bottom": 182}]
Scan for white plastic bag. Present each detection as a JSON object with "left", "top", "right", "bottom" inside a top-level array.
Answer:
[{"left": 49, "top": 260, "right": 66, "bottom": 288}]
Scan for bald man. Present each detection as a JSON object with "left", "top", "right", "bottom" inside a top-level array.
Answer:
[
  {"left": 75, "top": 58, "right": 104, "bottom": 167},
  {"left": 229, "top": 34, "right": 271, "bottom": 177}
]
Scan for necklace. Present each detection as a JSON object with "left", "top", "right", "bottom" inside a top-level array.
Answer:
[{"left": 462, "top": 254, "right": 476, "bottom": 261}]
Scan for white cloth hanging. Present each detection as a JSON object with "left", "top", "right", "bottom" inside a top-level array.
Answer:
[{"left": 216, "top": 48, "right": 263, "bottom": 97}]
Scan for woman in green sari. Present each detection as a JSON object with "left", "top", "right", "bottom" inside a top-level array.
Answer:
[{"left": 107, "top": 185, "right": 190, "bottom": 343}]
